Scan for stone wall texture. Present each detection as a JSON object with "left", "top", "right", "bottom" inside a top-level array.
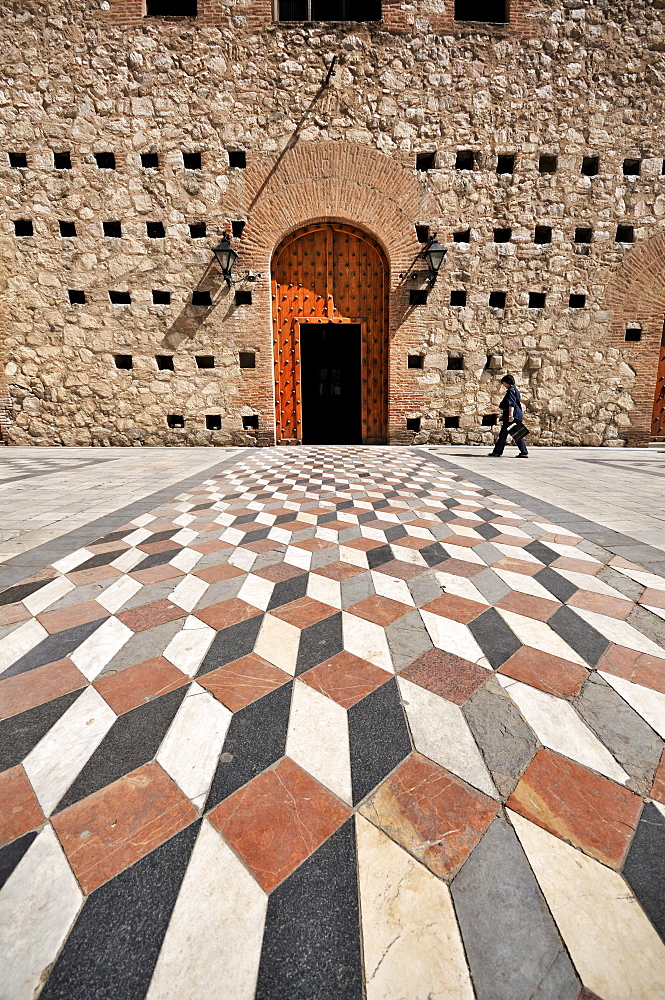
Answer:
[{"left": 1, "top": 0, "right": 665, "bottom": 447}]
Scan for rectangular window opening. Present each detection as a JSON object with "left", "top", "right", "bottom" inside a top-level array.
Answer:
[
  {"left": 192, "top": 291, "right": 212, "bottom": 306},
  {"left": 9, "top": 152, "right": 27, "bottom": 168},
  {"left": 581, "top": 156, "right": 599, "bottom": 176},
  {"left": 239, "top": 351, "right": 256, "bottom": 369},
  {"left": 189, "top": 222, "right": 207, "bottom": 239},
  {"left": 147, "top": 0, "right": 198, "bottom": 16},
  {"left": 409, "top": 289, "right": 428, "bottom": 306},
  {"left": 167, "top": 414, "right": 185, "bottom": 428},
  {"left": 156, "top": 355, "right": 174, "bottom": 370},
  {"left": 616, "top": 225, "right": 634, "bottom": 243},
  {"left": 574, "top": 227, "right": 593, "bottom": 244},
  {"left": 278, "top": 0, "right": 381, "bottom": 21},
  {"left": 407, "top": 354, "right": 424, "bottom": 369},
  {"left": 534, "top": 225, "right": 552, "bottom": 245},
  {"left": 623, "top": 158, "right": 641, "bottom": 176},
  {"left": 445, "top": 416, "right": 460, "bottom": 428},
  {"left": 196, "top": 355, "right": 215, "bottom": 369},
  {"left": 455, "top": 150, "right": 476, "bottom": 171},
  {"left": 450, "top": 290, "right": 467, "bottom": 306},
  {"left": 453, "top": 228, "right": 471, "bottom": 243},
  {"left": 94, "top": 152, "right": 116, "bottom": 170},
  {"left": 539, "top": 154, "right": 557, "bottom": 173},
  {"left": 109, "top": 290, "right": 131, "bottom": 305},
  {"left": 228, "top": 150, "right": 246, "bottom": 169},
  {"left": 114, "top": 354, "right": 133, "bottom": 370},
  {"left": 235, "top": 290, "right": 253, "bottom": 306},
  {"left": 206, "top": 414, "right": 222, "bottom": 430},
  {"left": 152, "top": 290, "right": 171, "bottom": 305},
  {"left": 489, "top": 291, "right": 506, "bottom": 308},
  {"left": 103, "top": 220, "right": 122, "bottom": 238},
  {"left": 53, "top": 151, "right": 72, "bottom": 170},
  {"left": 232, "top": 220, "right": 246, "bottom": 238},
  {"left": 447, "top": 356, "right": 464, "bottom": 371},
  {"left": 416, "top": 151, "right": 436, "bottom": 172},
  {"left": 415, "top": 225, "right": 430, "bottom": 244},
  {"left": 625, "top": 327, "right": 642, "bottom": 342},
  {"left": 13, "top": 219, "right": 33, "bottom": 237},
  {"left": 68, "top": 289, "right": 86, "bottom": 305},
  {"left": 454, "top": 0, "right": 507, "bottom": 22},
  {"left": 496, "top": 154, "right": 515, "bottom": 174},
  {"left": 242, "top": 415, "right": 259, "bottom": 430},
  {"left": 146, "top": 221, "right": 165, "bottom": 239},
  {"left": 141, "top": 153, "right": 159, "bottom": 169},
  {"left": 482, "top": 414, "right": 498, "bottom": 426},
  {"left": 569, "top": 294, "right": 586, "bottom": 309},
  {"left": 59, "top": 220, "right": 77, "bottom": 238},
  {"left": 494, "top": 227, "right": 512, "bottom": 243},
  {"left": 406, "top": 417, "right": 421, "bottom": 432},
  {"left": 182, "top": 151, "right": 202, "bottom": 170},
  {"left": 528, "top": 292, "right": 546, "bottom": 308}
]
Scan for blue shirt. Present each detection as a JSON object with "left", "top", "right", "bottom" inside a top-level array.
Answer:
[{"left": 500, "top": 386, "right": 523, "bottom": 422}]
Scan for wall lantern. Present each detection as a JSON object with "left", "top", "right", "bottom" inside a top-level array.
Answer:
[
  {"left": 422, "top": 234, "right": 447, "bottom": 286},
  {"left": 212, "top": 233, "right": 238, "bottom": 285}
]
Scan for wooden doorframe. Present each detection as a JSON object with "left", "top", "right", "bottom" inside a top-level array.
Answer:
[{"left": 651, "top": 317, "right": 665, "bottom": 440}]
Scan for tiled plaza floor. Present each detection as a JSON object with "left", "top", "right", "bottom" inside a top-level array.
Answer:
[{"left": 1, "top": 446, "right": 665, "bottom": 1000}]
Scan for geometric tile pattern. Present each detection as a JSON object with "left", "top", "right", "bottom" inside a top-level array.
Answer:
[{"left": 1, "top": 446, "right": 665, "bottom": 998}]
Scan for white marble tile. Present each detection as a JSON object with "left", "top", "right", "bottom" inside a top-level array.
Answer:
[
  {"left": 254, "top": 614, "right": 300, "bottom": 674},
  {"left": 169, "top": 547, "right": 203, "bottom": 573},
  {"left": 574, "top": 606, "right": 665, "bottom": 657},
  {"left": 434, "top": 570, "right": 489, "bottom": 605},
  {"left": 170, "top": 527, "right": 198, "bottom": 546},
  {"left": 361, "top": 526, "right": 388, "bottom": 542},
  {"left": 162, "top": 616, "right": 216, "bottom": 677},
  {"left": 398, "top": 677, "right": 497, "bottom": 797},
  {"left": 227, "top": 547, "right": 256, "bottom": 571},
  {"left": 533, "top": 521, "right": 581, "bottom": 539},
  {"left": 122, "top": 527, "right": 153, "bottom": 547},
  {"left": 70, "top": 615, "right": 133, "bottom": 680},
  {"left": 236, "top": 573, "right": 274, "bottom": 611},
  {"left": 156, "top": 683, "right": 231, "bottom": 808},
  {"left": 600, "top": 671, "right": 665, "bottom": 739},
  {"left": 613, "top": 566, "right": 665, "bottom": 592},
  {"left": 371, "top": 571, "right": 415, "bottom": 607},
  {"left": 356, "top": 815, "right": 475, "bottom": 1000},
  {"left": 0, "top": 617, "right": 48, "bottom": 675},
  {"left": 390, "top": 545, "right": 428, "bottom": 567},
  {"left": 111, "top": 547, "right": 147, "bottom": 573},
  {"left": 213, "top": 511, "right": 235, "bottom": 526},
  {"left": 420, "top": 610, "right": 488, "bottom": 666},
  {"left": 23, "top": 685, "right": 116, "bottom": 815},
  {"left": 501, "top": 678, "right": 628, "bottom": 783},
  {"left": 146, "top": 820, "right": 267, "bottom": 1000},
  {"left": 557, "top": 569, "right": 631, "bottom": 601},
  {"left": 96, "top": 574, "right": 143, "bottom": 614},
  {"left": 315, "top": 526, "right": 338, "bottom": 542},
  {"left": 267, "top": 526, "right": 292, "bottom": 545},
  {"left": 546, "top": 542, "right": 600, "bottom": 564},
  {"left": 307, "top": 572, "right": 342, "bottom": 610},
  {"left": 645, "top": 604, "right": 665, "bottom": 622},
  {"left": 342, "top": 611, "right": 393, "bottom": 673},
  {"left": 493, "top": 542, "right": 541, "bottom": 563},
  {"left": 286, "top": 680, "right": 352, "bottom": 803},
  {"left": 494, "top": 568, "right": 560, "bottom": 600},
  {"left": 220, "top": 527, "right": 245, "bottom": 546},
  {"left": 338, "top": 544, "right": 369, "bottom": 569},
  {"left": 0, "top": 826, "right": 83, "bottom": 1000},
  {"left": 51, "top": 547, "right": 94, "bottom": 574},
  {"left": 22, "top": 576, "right": 75, "bottom": 616},
  {"left": 440, "top": 542, "right": 486, "bottom": 565},
  {"left": 283, "top": 544, "right": 312, "bottom": 570},
  {"left": 169, "top": 574, "right": 209, "bottom": 613},
  {"left": 510, "top": 810, "right": 665, "bottom": 1000},
  {"left": 449, "top": 525, "right": 482, "bottom": 539},
  {"left": 497, "top": 609, "right": 587, "bottom": 666}
]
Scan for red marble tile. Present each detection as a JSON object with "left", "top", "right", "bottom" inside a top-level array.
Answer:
[
  {"left": 87, "top": 540, "right": 130, "bottom": 555},
  {"left": 492, "top": 557, "right": 541, "bottom": 577},
  {"left": 346, "top": 594, "right": 412, "bottom": 626},
  {"left": 361, "top": 753, "right": 497, "bottom": 879},
  {"left": 0, "top": 602, "right": 32, "bottom": 627},
  {"left": 117, "top": 599, "right": 185, "bottom": 633},
  {"left": 207, "top": 757, "right": 350, "bottom": 892},
  {"left": 343, "top": 537, "right": 385, "bottom": 552},
  {"left": 421, "top": 594, "right": 487, "bottom": 624},
  {"left": 137, "top": 539, "right": 183, "bottom": 555},
  {"left": 436, "top": 558, "right": 485, "bottom": 578},
  {"left": 310, "top": 561, "right": 364, "bottom": 583},
  {"left": 0, "top": 658, "right": 87, "bottom": 720},
  {"left": 129, "top": 564, "right": 185, "bottom": 585},
  {"left": 67, "top": 565, "right": 121, "bottom": 586},
  {"left": 0, "top": 765, "right": 45, "bottom": 847},
  {"left": 650, "top": 750, "right": 665, "bottom": 805},
  {"left": 596, "top": 644, "right": 665, "bottom": 695},
  {"left": 301, "top": 651, "right": 389, "bottom": 708},
  {"left": 495, "top": 592, "right": 560, "bottom": 622},
  {"left": 308, "top": 520, "right": 351, "bottom": 533},
  {"left": 193, "top": 562, "right": 245, "bottom": 584},
  {"left": 491, "top": 534, "right": 531, "bottom": 548},
  {"left": 578, "top": 989, "right": 605, "bottom": 1000},
  {"left": 94, "top": 656, "right": 188, "bottom": 714},
  {"left": 37, "top": 601, "right": 109, "bottom": 635},
  {"left": 372, "top": 559, "right": 425, "bottom": 581},
  {"left": 270, "top": 596, "right": 337, "bottom": 629},
  {"left": 401, "top": 648, "right": 489, "bottom": 705},
  {"left": 507, "top": 749, "right": 642, "bottom": 869},
  {"left": 641, "top": 588, "right": 665, "bottom": 611},
  {"left": 195, "top": 598, "right": 262, "bottom": 631},
  {"left": 391, "top": 535, "right": 434, "bottom": 551},
  {"left": 253, "top": 563, "right": 307, "bottom": 583},
  {"left": 52, "top": 761, "right": 196, "bottom": 894},
  {"left": 198, "top": 654, "right": 290, "bottom": 712},
  {"left": 498, "top": 646, "right": 588, "bottom": 697},
  {"left": 567, "top": 591, "right": 632, "bottom": 620},
  {"left": 269, "top": 520, "right": 306, "bottom": 534},
  {"left": 449, "top": 518, "right": 483, "bottom": 530},
  {"left": 292, "top": 538, "right": 335, "bottom": 551},
  {"left": 191, "top": 539, "right": 233, "bottom": 554},
  {"left": 551, "top": 556, "right": 602, "bottom": 575},
  {"left": 244, "top": 538, "right": 285, "bottom": 553}
]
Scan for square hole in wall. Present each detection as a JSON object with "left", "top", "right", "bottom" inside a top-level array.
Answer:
[
  {"left": 182, "top": 152, "right": 202, "bottom": 170},
  {"left": 539, "top": 154, "right": 557, "bottom": 173},
  {"left": 14, "top": 219, "right": 33, "bottom": 237},
  {"left": 192, "top": 291, "right": 212, "bottom": 306},
  {"left": 156, "top": 355, "right": 174, "bottom": 370},
  {"left": 68, "top": 289, "right": 86, "bottom": 304},
  {"left": 625, "top": 327, "right": 642, "bottom": 342},
  {"left": 53, "top": 151, "right": 72, "bottom": 169},
  {"left": 494, "top": 227, "right": 512, "bottom": 243},
  {"left": 416, "top": 151, "right": 436, "bottom": 171},
  {"left": 574, "top": 227, "right": 593, "bottom": 244},
  {"left": 453, "top": 228, "right": 471, "bottom": 243},
  {"left": 147, "top": 221, "right": 165, "bottom": 238},
  {"left": 228, "top": 150, "right": 246, "bottom": 169},
  {"left": 616, "top": 225, "right": 634, "bottom": 243},
  {"left": 414, "top": 225, "right": 430, "bottom": 244},
  {"left": 581, "top": 156, "right": 599, "bottom": 176},
  {"left": 454, "top": 0, "right": 507, "bottom": 21},
  {"left": 141, "top": 153, "right": 159, "bottom": 169},
  {"left": 152, "top": 290, "right": 171, "bottom": 305},
  {"left": 167, "top": 414, "right": 185, "bottom": 428},
  {"left": 9, "top": 152, "right": 27, "bottom": 168},
  {"left": 109, "top": 290, "right": 131, "bottom": 304},
  {"left": 482, "top": 414, "right": 498, "bottom": 426},
  {"left": 103, "top": 220, "right": 122, "bottom": 238},
  {"left": 447, "top": 356, "right": 464, "bottom": 371},
  {"left": 569, "top": 294, "right": 587, "bottom": 308},
  {"left": 189, "top": 222, "right": 206, "bottom": 239},
  {"left": 235, "top": 290, "right": 252, "bottom": 305},
  {"left": 196, "top": 355, "right": 215, "bottom": 369},
  {"left": 623, "top": 158, "right": 641, "bottom": 176},
  {"left": 95, "top": 152, "right": 116, "bottom": 169},
  {"left": 496, "top": 154, "right": 515, "bottom": 174},
  {"left": 206, "top": 415, "right": 222, "bottom": 430},
  {"left": 406, "top": 417, "right": 421, "bottom": 432},
  {"left": 407, "top": 354, "right": 424, "bottom": 369},
  {"left": 529, "top": 292, "right": 546, "bottom": 308},
  {"left": 410, "top": 289, "right": 428, "bottom": 305},
  {"left": 147, "top": 0, "right": 198, "bottom": 16},
  {"left": 444, "top": 416, "right": 460, "bottom": 428},
  {"left": 114, "top": 354, "right": 133, "bottom": 370},
  {"left": 534, "top": 225, "right": 552, "bottom": 244},
  {"left": 450, "top": 290, "right": 467, "bottom": 306},
  {"left": 59, "top": 220, "right": 77, "bottom": 237},
  {"left": 489, "top": 291, "right": 506, "bottom": 308},
  {"left": 455, "top": 150, "right": 475, "bottom": 170},
  {"left": 232, "top": 220, "right": 246, "bottom": 238},
  {"left": 242, "top": 415, "right": 259, "bottom": 430},
  {"left": 239, "top": 351, "right": 256, "bottom": 369}
]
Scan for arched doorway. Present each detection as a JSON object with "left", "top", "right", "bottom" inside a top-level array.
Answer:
[
  {"left": 652, "top": 319, "right": 665, "bottom": 440},
  {"left": 271, "top": 222, "right": 389, "bottom": 444}
]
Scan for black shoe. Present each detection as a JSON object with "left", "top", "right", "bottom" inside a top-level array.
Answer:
[
  {"left": 487, "top": 453, "right": 502, "bottom": 457},
  {"left": 515, "top": 453, "right": 529, "bottom": 458}
]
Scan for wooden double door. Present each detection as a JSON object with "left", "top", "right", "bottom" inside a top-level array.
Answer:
[
  {"left": 652, "top": 320, "right": 665, "bottom": 439},
  {"left": 271, "top": 223, "right": 389, "bottom": 444}
]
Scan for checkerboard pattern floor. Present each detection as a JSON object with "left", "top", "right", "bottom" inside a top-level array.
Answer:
[{"left": 1, "top": 447, "right": 665, "bottom": 1000}]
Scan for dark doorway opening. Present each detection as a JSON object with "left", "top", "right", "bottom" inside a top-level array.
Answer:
[{"left": 301, "top": 324, "right": 362, "bottom": 444}]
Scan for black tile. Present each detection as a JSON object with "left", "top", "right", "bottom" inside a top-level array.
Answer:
[
  {"left": 295, "top": 613, "right": 343, "bottom": 674},
  {"left": 256, "top": 820, "right": 362, "bottom": 1000},
  {"left": 39, "top": 821, "right": 199, "bottom": 1000},
  {"left": 419, "top": 542, "right": 450, "bottom": 567},
  {"left": 134, "top": 547, "right": 182, "bottom": 570},
  {"left": 534, "top": 567, "right": 578, "bottom": 603},
  {"left": 2, "top": 617, "right": 108, "bottom": 680},
  {"left": 348, "top": 678, "right": 412, "bottom": 805},
  {"left": 0, "top": 830, "right": 38, "bottom": 891},
  {"left": 524, "top": 539, "right": 559, "bottom": 565},
  {"left": 467, "top": 607, "right": 522, "bottom": 669},
  {"left": 91, "top": 528, "right": 134, "bottom": 546},
  {"left": 205, "top": 681, "right": 292, "bottom": 810},
  {"left": 475, "top": 522, "right": 503, "bottom": 541},
  {"left": 548, "top": 605, "right": 609, "bottom": 666},
  {"left": 196, "top": 615, "right": 264, "bottom": 677},
  {"left": 623, "top": 803, "right": 665, "bottom": 942},
  {"left": 474, "top": 509, "right": 499, "bottom": 523},
  {"left": 74, "top": 549, "right": 127, "bottom": 572},
  {"left": 366, "top": 544, "right": 394, "bottom": 569},
  {"left": 242, "top": 527, "right": 271, "bottom": 544},
  {"left": 267, "top": 573, "right": 309, "bottom": 611},
  {"left": 384, "top": 525, "right": 407, "bottom": 542},
  {"left": 357, "top": 512, "right": 377, "bottom": 524},
  {"left": 0, "top": 689, "right": 83, "bottom": 771},
  {"left": 142, "top": 530, "right": 178, "bottom": 543},
  {"left": 55, "top": 685, "right": 189, "bottom": 811},
  {"left": 275, "top": 513, "right": 298, "bottom": 524},
  {"left": 0, "top": 579, "right": 52, "bottom": 607}
]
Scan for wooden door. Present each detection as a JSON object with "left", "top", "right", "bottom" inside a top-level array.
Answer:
[
  {"left": 271, "top": 223, "right": 388, "bottom": 444},
  {"left": 652, "top": 320, "right": 665, "bottom": 439}
]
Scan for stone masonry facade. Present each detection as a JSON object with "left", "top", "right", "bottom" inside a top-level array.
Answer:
[{"left": 1, "top": 0, "right": 665, "bottom": 447}]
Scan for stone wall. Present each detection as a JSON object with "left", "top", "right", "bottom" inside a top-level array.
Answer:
[{"left": 1, "top": 0, "right": 665, "bottom": 446}]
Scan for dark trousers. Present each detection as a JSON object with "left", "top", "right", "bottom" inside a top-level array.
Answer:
[{"left": 492, "top": 420, "right": 528, "bottom": 456}]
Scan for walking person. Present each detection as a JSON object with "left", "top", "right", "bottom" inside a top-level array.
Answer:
[{"left": 488, "top": 374, "right": 529, "bottom": 458}]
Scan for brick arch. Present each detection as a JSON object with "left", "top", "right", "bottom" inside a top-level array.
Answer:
[{"left": 605, "top": 231, "right": 665, "bottom": 444}]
